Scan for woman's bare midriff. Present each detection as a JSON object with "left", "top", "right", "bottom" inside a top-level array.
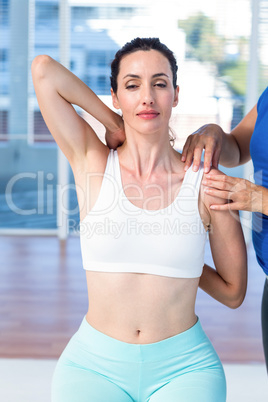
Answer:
[{"left": 85, "top": 271, "right": 200, "bottom": 344}]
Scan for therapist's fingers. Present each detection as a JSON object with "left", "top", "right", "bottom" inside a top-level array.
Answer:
[
  {"left": 209, "top": 202, "right": 239, "bottom": 211},
  {"left": 182, "top": 136, "right": 195, "bottom": 171},
  {"left": 202, "top": 148, "right": 214, "bottom": 173},
  {"left": 202, "top": 137, "right": 222, "bottom": 173},
  {"left": 203, "top": 174, "right": 239, "bottom": 191},
  {"left": 192, "top": 147, "right": 203, "bottom": 172},
  {"left": 211, "top": 146, "right": 221, "bottom": 170},
  {"left": 181, "top": 136, "right": 191, "bottom": 161},
  {"left": 182, "top": 135, "right": 220, "bottom": 173}
]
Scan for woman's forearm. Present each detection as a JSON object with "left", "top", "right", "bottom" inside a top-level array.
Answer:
[
  {"left": 32, "top": 55, "right": 121, "bottom": 132},
  {"left": 199, "top": 264, "right": 246, "bottom": 309}
]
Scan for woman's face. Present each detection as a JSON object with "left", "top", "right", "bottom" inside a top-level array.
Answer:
[{"left": 111, "top": 50, "right": 179, "bottom": 137}]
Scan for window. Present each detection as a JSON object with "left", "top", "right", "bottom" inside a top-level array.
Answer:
[
  {"left": 0, "top": 0, "right": 9, "bottom": 137},
  {"left": 84, "top": 75, "right": 92, "bottom": 88},
  {"left": 0, "top": 110, "right": 8, "bottom": 138},
  {"left": 0, "top": 48, "right": 8, "bottom": 71},
  {"left": 97, "top": 75, "right": 108, "bottom": 94},
  {"left": 0, "top": 76, "right": 8, "bottom": 94},
  {"left": 34, "top": 111, "right": 52, "bottom": 141},
  {"left": 70, "top": 59, "right": 75, "bottom": 71},
  {"left": 0, "top": 0, "right": 9, "bottom": 26},
  {"left": 32, "top": 1, "right": 59, "bottom": 142},
  {"left": 98, "top": 6, "right": 139, "bottom": 19},
  {"left": 72, "top": 6, "right": 98, "bottom": 20},
  {"left": 86, "top": 51, "right": 106, "bottom": 67},
  {"left": 118, "top": 7, "right": 136, "bottom": 18},
  {"left": 35, "top": 2, "right": 59, "bottom": 26}
]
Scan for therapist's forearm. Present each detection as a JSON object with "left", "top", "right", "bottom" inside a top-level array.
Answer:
[
  {"left": 219, "top": 132, "right": 242, "bottom": 168},
  {"left": 256, "top": 185, "right": 268, "bottom": 216}
]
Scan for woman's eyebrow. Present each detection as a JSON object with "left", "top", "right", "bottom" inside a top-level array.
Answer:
[
  {"left": 123, "top": 73, "right": 169, "bottom": 79},
  {"left": 152, "top": 73, "right": 169, "bottom": 79},
  {"left": 123, "top": 74, "right": 140, "bottom": 79}
]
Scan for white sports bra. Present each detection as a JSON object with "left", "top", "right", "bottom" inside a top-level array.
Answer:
[{"left": 80, "top": 150, "right": 207, "bottom": 278}]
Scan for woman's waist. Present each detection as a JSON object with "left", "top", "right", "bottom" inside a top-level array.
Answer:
[
  {"left": 85, "top": 311, "right": 198, "bottom": 345},
  {"left": 85, "top": 271, "right": 199, "bottom": 344},
  {"left": 74, "top": 315, "right": 207, "bottom": 363}
]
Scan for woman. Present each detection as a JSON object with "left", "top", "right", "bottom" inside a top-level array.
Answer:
[
  {"left": 32, "top": 37, "right": 247, "bottom": 402},
  {"left": 181, "top": 87, "right": 268, "bottom": 372}
]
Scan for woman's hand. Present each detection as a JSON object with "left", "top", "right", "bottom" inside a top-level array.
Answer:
[
  {"left": 181, "top": 124, "right": 224, "bottom": 173},
  {"left": 203, "top": 174, "right": 268, "bottom": 214},
  {"left": 105, "top": 115, "right": 125, "bottom": 149}
]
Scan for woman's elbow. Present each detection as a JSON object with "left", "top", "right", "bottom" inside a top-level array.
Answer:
[
  {"left": 227, "top": 293, "right": 246, "bottom": 309},
  {"left": 31, "top": 55, "right": 53, "bottom": 80},
  {"left": 226, "top": 283, "right": 247, "bottom": 309}
]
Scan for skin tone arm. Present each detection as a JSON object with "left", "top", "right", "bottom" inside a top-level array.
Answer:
[
  {"left": 31, "top": 55, "right": 125, "bottom": 167},
  {"left": 202, "top": 174, "right": 268, "bottom": 215},
  {"left": 199, "top": 169, "right": 247, "bottom": 308},
  {"left": 181, "top": 105, "right": 257, "bottom": 172},
  {"left": 181, "top": 105, "right": 268, "bottom": 216}
]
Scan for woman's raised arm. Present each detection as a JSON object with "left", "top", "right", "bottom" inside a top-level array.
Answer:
[{"left": 31, "top": 55, "right": 124, "bottom": 166}]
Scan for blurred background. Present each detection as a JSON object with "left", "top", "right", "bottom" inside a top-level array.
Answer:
[{"left": 0, "top": 1, "right": 268, "bottom": 401}]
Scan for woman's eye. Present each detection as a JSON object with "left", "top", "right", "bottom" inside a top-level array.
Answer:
[
  {"left": 154, "top": 82, "right": 167, "bottom": 88},
  {"left": 126, "top": 84, "right": 138, "bottom": 90}
]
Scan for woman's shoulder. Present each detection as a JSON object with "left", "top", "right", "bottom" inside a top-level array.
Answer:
[{"left": 207, "top": 166, "right": 224, "bottom": 176}]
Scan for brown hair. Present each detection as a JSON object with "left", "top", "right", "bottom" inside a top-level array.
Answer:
[{"left": 110, "top": 37, "right": 178, "bottom": 94}]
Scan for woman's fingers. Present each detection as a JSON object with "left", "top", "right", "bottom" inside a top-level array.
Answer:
[{"left": 105, "top": 126, "right": 125, "bottom": 149}]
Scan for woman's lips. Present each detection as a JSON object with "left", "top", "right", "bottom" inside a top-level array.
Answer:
[{"left": 137, "top": 110, "right": 160, "bottom": 119}]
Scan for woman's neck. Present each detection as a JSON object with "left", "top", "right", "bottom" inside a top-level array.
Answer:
[{"left": 118, "top": 133, "right": 176, "bottom": 181}]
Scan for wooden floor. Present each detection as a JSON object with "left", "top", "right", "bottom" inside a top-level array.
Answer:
[{"left": 0, "top": 235, "right": 266, "bottom": 363}]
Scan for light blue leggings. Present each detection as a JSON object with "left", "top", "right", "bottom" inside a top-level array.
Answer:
[{"left": 52, "top": 317, "right": 226, "bottom": 402}]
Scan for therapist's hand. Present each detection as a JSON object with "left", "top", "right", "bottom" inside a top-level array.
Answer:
[
  {"left": 181, "top": 124, "right": 223, "bottom": 173},
  {"left": 203, "top": 174, "right": 267, "bottom": 213}
]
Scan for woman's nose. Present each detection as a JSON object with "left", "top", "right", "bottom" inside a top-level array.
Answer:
[
  {"left": 142, "top": 98, "right": 154, "bottom": 105},
  {"left": 142, "top": 86, "right": 154, "bottom": 105}
]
